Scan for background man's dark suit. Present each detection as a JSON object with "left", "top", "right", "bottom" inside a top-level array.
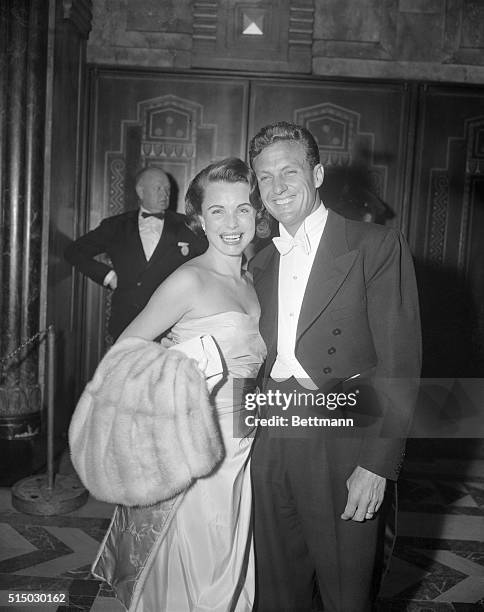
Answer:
[
  {"left": 250, "top": 209, "right": 421, "bottom": 611},
  {"left": 65, "top": 209, "right": 207, "bottom": 339}
]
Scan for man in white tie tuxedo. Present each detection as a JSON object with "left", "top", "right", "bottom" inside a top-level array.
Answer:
[
  {"left": 248, "top": 122, "right": 421, "bottom": 611},
  {"left": 65, "top": 167, "right": 207, "bottom": 339}
]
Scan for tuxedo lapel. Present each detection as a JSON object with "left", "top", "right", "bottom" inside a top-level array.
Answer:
[
  {"left": 296, "top": 211, "right": 358, "bottom": 343},
  {"left": 252, "top": 245, "right": 280, "bottom": 365}
]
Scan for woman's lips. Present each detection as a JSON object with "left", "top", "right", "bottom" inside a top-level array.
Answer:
[{"left": 220, "top": 233, "right": 243, "bottom": 244}]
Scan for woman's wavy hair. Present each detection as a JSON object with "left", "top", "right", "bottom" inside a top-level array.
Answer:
[{"left": 185, "top": 157, "right": 265, "bottom": 235}]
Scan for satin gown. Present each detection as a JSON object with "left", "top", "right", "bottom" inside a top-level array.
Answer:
[{"left": 136, "top": 311, "right": 266, "bottom": 612}]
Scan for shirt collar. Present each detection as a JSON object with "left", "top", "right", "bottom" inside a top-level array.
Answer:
[{"left": 278, "top": 203, "right": 327, "bottom": 250}]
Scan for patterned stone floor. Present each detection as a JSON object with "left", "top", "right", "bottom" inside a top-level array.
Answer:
[{"left": 0, "top": 458, "right": 483, "bottom": 611}]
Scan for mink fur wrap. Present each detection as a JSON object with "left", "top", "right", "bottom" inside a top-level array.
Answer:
[{"left": 68, "top": 336, "right": 224, "bottom": 506}]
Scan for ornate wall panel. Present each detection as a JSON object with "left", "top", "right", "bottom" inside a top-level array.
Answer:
[
  {"left": 444, "top": 0, "right": 484, "bottom": 66},
  {"left": 410, "top": 85, "right": 484, "bottom": 376},
  {"left": 313, "top": 0, "right": 398, "bottom": 61},
  {"left": 250, "top": 79, "right": 412, "bottom": 228},
  {"left": 103, "top": 94, "right": 218, "bottom": 217},
  {"left": 87, "top": 0, "right": 193, "bottom": 67},
  {"left": 312, "top": 0, "right": 484, "bottom": 83},
  {"left": 84, "top": 69, "right": 248, "bottom": 374},
  {"left": 192, "top": 0, "right": 314, "bottom": 72}
]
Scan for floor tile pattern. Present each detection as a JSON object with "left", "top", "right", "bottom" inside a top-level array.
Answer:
[{"left": 0, "top": 460, "right": 483, "bottom": 611}]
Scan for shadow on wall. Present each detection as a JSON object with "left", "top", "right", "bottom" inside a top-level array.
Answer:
[{"left": 321, "top": 145, "right": 396, "bottom": 225}]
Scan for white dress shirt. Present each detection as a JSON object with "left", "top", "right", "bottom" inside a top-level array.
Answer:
[
  {"left": 103, "top": 207, "right": 165, "bottom": 287},
  {"left": 138, "top": 206, "right": 165, "bottom": 260},
  {"left": 271, "top": 204, "right": 328, "bottom": 389}
]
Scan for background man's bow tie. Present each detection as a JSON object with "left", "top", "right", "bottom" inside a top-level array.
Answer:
[
  {"left": 272, "top": 233, "right": 311, "bottom": 255},
  {"left": 141, "top": 211, "right": 165, "bottom": 220}
]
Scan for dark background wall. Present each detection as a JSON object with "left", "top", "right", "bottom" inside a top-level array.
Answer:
[{"left": 1, "top": 0, "right": 483, "bottom": 464}]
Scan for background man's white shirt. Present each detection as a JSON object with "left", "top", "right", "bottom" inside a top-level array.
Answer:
[
  {"left": 103, "top": 207, "right": 164, "bottom": 286},
  {"left": 138, "top": 206, "right": 164, "bottom": 260}
]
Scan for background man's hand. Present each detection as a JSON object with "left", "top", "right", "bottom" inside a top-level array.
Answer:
[
  {"left": 341, "top": 466, "right": 386, "bottom": 522},
  {"left": 103, "top": 270, "right": 118, "bottom": 290}
]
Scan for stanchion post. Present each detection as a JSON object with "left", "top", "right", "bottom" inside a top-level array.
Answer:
[
  {"left": 46, "top": 325, "right": 55, "bottom": 494},
  {"left": 11, "top": 324, "right": 89, "bottom": 514}
]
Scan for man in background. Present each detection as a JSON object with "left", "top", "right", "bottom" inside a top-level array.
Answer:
[{"left": 65, "top": 167, "right": 207, "bottom": 339}]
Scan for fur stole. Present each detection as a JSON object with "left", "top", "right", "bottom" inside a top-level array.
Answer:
[{"left": 68, "top": 336, "right": 224, "bottom": 506}]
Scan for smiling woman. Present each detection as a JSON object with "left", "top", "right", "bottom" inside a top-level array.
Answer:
[
  {"left": 87, "top": 158, "right": 267, "bottom": 612},
  {"left": 185, "top": 157, "right": 263, "bottom": 231},
  {"left": 201, "top": 181, "right": 255, "bottom": 254},
  {"left": 116, "top": 159, "right": 262, "bottom": 339}
]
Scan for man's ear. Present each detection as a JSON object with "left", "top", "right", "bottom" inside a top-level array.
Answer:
[
  {"left": 313, "top": 163, "right": 324, "bottom": 188},
  {"left": 135, "top": 183, "right": 143, "bottom": 200}
]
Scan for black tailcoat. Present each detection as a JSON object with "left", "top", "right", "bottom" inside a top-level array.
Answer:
[{"left": 65, "top": 209, "right": 207, "bottom": 339}]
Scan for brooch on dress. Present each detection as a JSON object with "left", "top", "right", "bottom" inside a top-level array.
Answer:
[{"left": 177, "top": 242, "right": 190, "bottom": 257}]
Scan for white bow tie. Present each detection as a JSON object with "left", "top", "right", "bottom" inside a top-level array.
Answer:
[{"left": 273, "top": 232, "right": 311, "bottom": 256}]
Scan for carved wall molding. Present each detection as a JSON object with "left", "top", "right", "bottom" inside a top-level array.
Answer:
[
  {"left": 192, "top": 0, "right": 314, "bottom": 72},
  {"left": 294, "top": 102, "right": 388, "bottom": 199},
  {"left": 428, "top": 171, "right": 449, "bottom": 265},
  {"left": 103, "top": 93, "right": 218, "bottom": 219},
  {"left": 107, "top": 158, "right": 126, "bottom": 216},
  {"left": 427, "top": 115, "right": 484, "bottom": 270},
  {"left": 460, "top": 116, "right": 484, "bottom": 268},
  {"left": 288, "top": 0, "right": 314, "bottom": 48},
  {"left": 193, "top": 0, "right": 218, "bottom": 43}
]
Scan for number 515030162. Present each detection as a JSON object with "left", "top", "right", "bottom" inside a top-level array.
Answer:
[{"left": 3, "top": 591, "right": 68, "bottom": 606}]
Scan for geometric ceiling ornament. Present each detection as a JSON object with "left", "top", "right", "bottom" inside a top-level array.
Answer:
[
  {"left": 243, "top": 13, "right": 264, "bottom": 36},
  {"left": 192, "top": 0, "right": 314, "bottom": 73}
]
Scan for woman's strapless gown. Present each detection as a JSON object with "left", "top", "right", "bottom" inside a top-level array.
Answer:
[{"left": 136, "top": 311, "right": 266, "bottom": 612}]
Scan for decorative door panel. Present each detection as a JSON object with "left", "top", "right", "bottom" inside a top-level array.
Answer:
[
  {"left": 83, "top": 69, "right": 249, "bottom": 377},
  {"left": 249, "top": 80, "right": 413, "bottom": 231},
  {"left": 410, "top": 85, "right": 484, "bottom": 376},
  {"left": 90, "top": 70, "right": 249, "bottom": 219}
]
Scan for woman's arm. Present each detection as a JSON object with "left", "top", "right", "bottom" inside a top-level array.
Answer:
[{"left": 118, "top": 265, "right": 201, "bottom": 342}]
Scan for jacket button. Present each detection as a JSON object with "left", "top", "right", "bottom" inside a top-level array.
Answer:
[
  {"left": 332, "top": 328, "right": 341, "bottom": 335},
  {"left": 136, "top": 281, "right": 142, "bottom": 287},
  {"left": 323, "top": 367, "right": 332, "bottom": 374},
  {"left": 328, "top": 346, "right": 336, "bottom": 354}
]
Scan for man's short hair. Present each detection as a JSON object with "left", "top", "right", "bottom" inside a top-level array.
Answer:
[
  {"left": 135, "top": 166, "right": 169, "bottom": 189},
  {"left": 249, "top": 121, "right": 320, "bottom": 170}
]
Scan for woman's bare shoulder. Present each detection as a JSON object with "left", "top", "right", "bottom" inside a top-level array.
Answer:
[{"left": 166, "top": 256, "right": 209, "bottom": 288}]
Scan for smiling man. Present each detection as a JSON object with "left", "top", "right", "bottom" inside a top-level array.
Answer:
[
  {"left": 65, "top": 167, "right": 207, "bottom": 339},
  {"left": 248, "top": 122, "right": 422, "bottom": 612}
]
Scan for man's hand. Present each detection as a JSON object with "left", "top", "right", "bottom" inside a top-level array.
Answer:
[
  {"left": 103, "top": 270, "right": 118, "bottom": 290},
  {"left": 341, "top": 466, "right": 386, "bottom": 522}
]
